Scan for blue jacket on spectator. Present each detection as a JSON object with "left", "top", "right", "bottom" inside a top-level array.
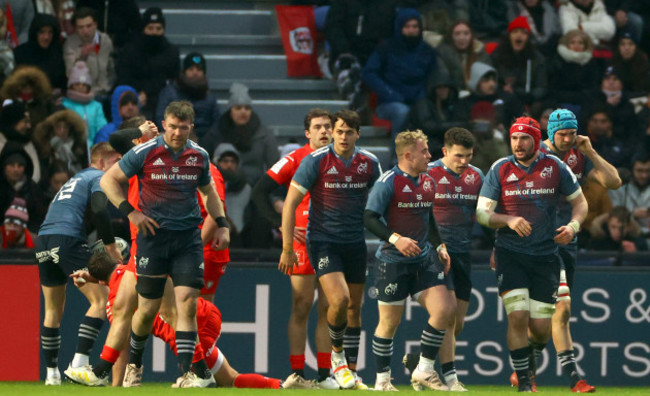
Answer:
[
  {"left": 361, "top": 8, "right": 438, "bottom": 106},
  {"left": 94, "top": 85, "right": 139, "bottom": 144}
]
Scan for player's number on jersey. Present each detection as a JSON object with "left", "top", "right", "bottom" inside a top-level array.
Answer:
[{"left": 55, "top": 177, "right": 81, "bottom": 201}]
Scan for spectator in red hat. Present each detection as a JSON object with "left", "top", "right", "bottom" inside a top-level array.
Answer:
[
  {"left": 0, "top": 197, "right": 35, "bottom": 248},
  {"left": 507, "top": 0, "right": 561, "bottom": 56},
  {"left": 491, "top": 15, "right": 548, "bottom": 110}
]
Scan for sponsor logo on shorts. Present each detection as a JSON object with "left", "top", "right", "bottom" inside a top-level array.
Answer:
[
  {"left": 35, "top": 247, "right": 60, "bottom": 264},
  {"left": 318, "top": 256, "right": 329, "bottom": 270},
  {"left": 384, "top": 283, "right": 397, "bottom": 295},
  {"left": 199, "top": 262, "right": 204, "bottom": 270},
  {"left": 138, "top": 257, "right": 149, "bottom": 268},
  {"left": 497, "top": 274, "right": 503, "bottom": 287},
  {"left": 437, "top": 272, "right": 444, "bottom": 280}
]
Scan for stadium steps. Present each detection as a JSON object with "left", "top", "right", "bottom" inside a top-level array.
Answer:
[{"left": 139, "top": 0, "right": 391, "bottom": 151}]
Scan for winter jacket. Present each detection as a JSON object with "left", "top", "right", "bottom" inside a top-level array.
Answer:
[
  {"left": 155, "top": 77, "right": 220, "bottom": 154},
  {"left": 116, "top": 34, "right": 180, "bottom": 117},
  {"left": 76, "top": 0, "right": 141, "bottom": 49},
  {"left": 63, "top": 31, "right": 115, "bottom": 95},
  {"left": 468, "top": 0, "right": 509, "bottom": 40},
  {"left": 212, "top": 112, "right": 279, "bottom": 186},
  {"left": 361, "top": 8, "right": 438, "bottom": 105},
  {"left": 324, "top": 0, "right": 398, "bottom": 68},
  {"left": 0, "top": 65, "right": 58, "bottom": 128},
  {"left": 62, "top": 97, "right": 107, "bottom": 148},
  {"left": 0, "top": 142, "right": 46, "bottom": 233},
  {"left": 94, "top": 85, "right": 139, "bottom": 144},
  {"left": 582, "top": 90, "right": 640, "bottom": 145},
  {"left": 33, "top": 109, "right": 89, "bottom": 175},
  {"left": 548, "top": 44, "right": 602, "bottom": 106},
  {"left": 559, "top": 0, "right": 615, "bottom": 46},
  {"left": 491, "top": 39, "right": 548, "bottom": 103},
  {"left": 436, "top": 39, "right": 491, "bottom": 91},
  {"left": 14, "top": 13, "right": 66, "bottom": 91}
]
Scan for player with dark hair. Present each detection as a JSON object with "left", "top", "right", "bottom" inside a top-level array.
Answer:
[
  {"left": 364, "top": 130, "right": 454, "bottom": 391},
  {"left": 425, "top": 127, "right": 483, "bottom": 391},
  {"left": 476, "top": 116, "right": 588, "bottom": 392},
  {"left": 36, "top": 142, "right": 122, "bottom": 385},
  {"left": 98, "top": 101, "right": 230, "bottom": 387},
  {"left": 252, "top": 108, "right": 337, "bottom": 389},
  {"left": 279, "top": 109, "right": 382, "bottom": 389}
]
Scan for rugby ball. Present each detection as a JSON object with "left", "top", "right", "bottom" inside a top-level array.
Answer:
[{"left": 89, "top": 237, "right": 130, "bottom": 262}]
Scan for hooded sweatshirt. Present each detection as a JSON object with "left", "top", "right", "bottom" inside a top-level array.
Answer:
[
  {"left": 361, "top": 8, "right": 438, "bottom": 105},
  {"left": 14, "top": 13, "right": 66, "bottom": 91},
  {"left": 94, "top": 85, "right": 139, "bottom": 144}
]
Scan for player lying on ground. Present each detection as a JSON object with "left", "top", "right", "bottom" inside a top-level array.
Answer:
[{"left": 66, "top": 251, "right": 281, "bottom": 389}]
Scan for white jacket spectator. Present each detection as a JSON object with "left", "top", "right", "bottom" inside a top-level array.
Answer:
[{"left": 559, "top": 0, "right": 615, "bottom": 46}]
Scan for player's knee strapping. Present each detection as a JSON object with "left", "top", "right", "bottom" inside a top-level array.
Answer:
[
  {"left": 502, "top": 288, "right": 530, "bottom": 314},
  {"left": 557, "top": 268, "right": 571, "bottom": 302},
  {"left": 530, "top": 299, "right": 555, "bottom": 319},
  {"left": 136, "top": 276, "right": 167, "bottom": 299}
]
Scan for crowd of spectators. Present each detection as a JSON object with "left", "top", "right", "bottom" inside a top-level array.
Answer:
[{"left": 2, "top": 0, "right": 650, "bottom": 254}]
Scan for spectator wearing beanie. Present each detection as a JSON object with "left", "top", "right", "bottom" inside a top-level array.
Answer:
[
  {"left": 62, "top": 60, "right": 107, "bottom": 148},
  {"left": 211, "top": 82, "right": 278, "bottom": 186},
  {"left": 0, "top": 142, "right": 46, "bottom": 233},
  {"left": 14, "top": 13, "right": 66, "bottom": 92},
  {"left": 93, "top": 85, "right": 139, "bottom": 144},
  {"left": 457, "top": 61, "right": 524, "bottom": 130},
  {"left": 63, "top": 6, "right": 115, "bottom": 97},
  {"left": 116, "top": 7, "right": 180, "bottom": 119},
  {"left": 491, "top": 16, "right": 548, "bottom": 108},
  {"left": 506, "top": 0, "right": 561, "bottom": 57},
  {"left": 0, "top": 101, "right": 41, "bottom": 182},
  {"left": 609, "top": 30, "right": 650, "bottom": 95},
  {"left": 155, "top": 52, "right": 220, "bottom": 154},
  {"left": 0, "top": 196, "right": 35, "bottom": 248}
]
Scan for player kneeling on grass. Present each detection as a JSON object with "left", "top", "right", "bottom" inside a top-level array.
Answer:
[{"left": 68, "top": 251, "right": 281, "bottom": 389}]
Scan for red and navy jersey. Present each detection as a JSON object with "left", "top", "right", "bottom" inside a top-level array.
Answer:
[
  {"left": 293, "top": 144, "right": 382, "bottom": 243},
  {"left": 267, "top": 144, "right": 313, "bottom": 229},
  {"left": 366, "top": 166, "right": 435, "bottom": 263},
  {"left": 427, "top": 159, "right": 484, "bottom": 253},
  {"left": 480, "top": 152, "right": 581, "bottom": 255},
  {"left": 118, "top": 135, "right": 211, "bottom": 230},
  {"left": 540, "top": 142, "right": 593, "bottom": 226}
]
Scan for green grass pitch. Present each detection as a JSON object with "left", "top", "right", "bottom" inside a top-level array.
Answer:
[{"left": 1, "top": 382, "right": 648, "bottom": 395}]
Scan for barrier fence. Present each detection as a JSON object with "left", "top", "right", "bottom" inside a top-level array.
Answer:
[{"left": 1, "top": 249, "right": 648, "bottom": 386}]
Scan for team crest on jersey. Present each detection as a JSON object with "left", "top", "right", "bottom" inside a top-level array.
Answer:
[
  {"left": 384, "top": 283, "right": 397, "bottom": 295},
  {"left": 423, "top": 180, "right": 432, "bottom": 191},
  {"left": 455, "top": 186, "right": 462, "bottom": 192},
  {"left": 526, "top": 181, "right": 534, "bottom": 188},
  {"left": 464, "top": 173, "right": 476, "bottom": 185},
  {"left": 318, "top": 256, "right": 329, "bottom": 270},
  {"left": 439, "top": 176, "right": 450, "bottom": 184},
  {"left": 416, "top": 194, "right": 422, "bottom": 200},
  {"left": 186, "top": 156, "right": 198, "bottom": 166},
  {"left": 540, "top": 166, "right": 553, "bottom": 179},
  {"left": 345, "top": 176, "right": 352, "bottom": 182},
  {"left": 172, "top": 167, "right": 179, "bottom": 173},
  {"left": 402, "top": 185, "right": 412, "bottom": 193},
  {"left": 567, "top": 153, "right": 577, "bottom": 167},
  {"left": 357, "top": 162, "right": 368, "bottom": 174},
  {"left": 138, "top": 257, "right": 149, "bottom": 268}
]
